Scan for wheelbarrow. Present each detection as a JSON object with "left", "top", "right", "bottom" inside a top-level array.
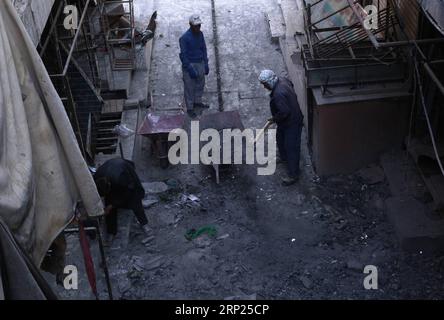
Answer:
[
  {"left": 199, "top": 111, "right": 245, "bottom": 184},
  {"left": 138, "top": 112, "right": 186, "bottom": 168}
]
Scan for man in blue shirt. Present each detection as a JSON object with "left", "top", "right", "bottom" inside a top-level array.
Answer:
[{"left": 179, "top": 14, "right": 210, "bottom": 118}]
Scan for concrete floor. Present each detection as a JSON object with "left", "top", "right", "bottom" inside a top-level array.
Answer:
[{"left": 47, "top": 0, "right": 444, "bottom": 300}]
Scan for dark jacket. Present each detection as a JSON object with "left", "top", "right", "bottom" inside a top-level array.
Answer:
[
  {"left": 179, "top": 29, "right": 209, "bottom": 72},
  {"left": 94, "top": 158, "right": 145, "bottom": 208},
  {"left": 270, "top": 78, "right": 304, "bottom": 128}
]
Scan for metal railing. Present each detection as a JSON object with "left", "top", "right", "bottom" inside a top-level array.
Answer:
[{"left": 51, "top": 0, "right": 93, "bottom": 77}]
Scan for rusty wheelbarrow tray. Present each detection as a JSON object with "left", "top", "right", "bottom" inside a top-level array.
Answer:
[
  {"left": 199, "top": 111, "right": 245, "bottom": 184},
  {"left": 138, "top": 112, "right": 186, "bottom": 168}
]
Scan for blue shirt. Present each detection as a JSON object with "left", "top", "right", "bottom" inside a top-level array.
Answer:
[{"left": 179, "top": 29, "right": 209, "bottom": 71}]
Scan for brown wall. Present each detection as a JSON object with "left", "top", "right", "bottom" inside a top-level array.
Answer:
[{"left": 312, "top": 97, "right": 411, "bottom": 175}]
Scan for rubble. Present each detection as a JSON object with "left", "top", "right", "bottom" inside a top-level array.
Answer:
[
  {"left": 217, "top": 234, "right": 230, "bottom": 240},
  {"left": 346, "top": 259, "right": 364, "bottom": 272},
  {"left": 143, "top": 182, "right": 170, "bottom": 194},
  {"left": 188, "top": 195, "right": 200, "bottom": 202},
  {"left": 224, "top": 293, "right": 257, "bottom": 300},
  {"left": 358, "top": 166, "right": 386, "bottom": 185},
  {"left": 142, "top": 196, "right": 159, "bottom": 209},
  {"left": 142, "top": 236, "right": 155, "bottom": 245},
  {"left": 299, "top": 276, "right": 313, "bottom": 289},
  {"left": 130, "top": 256, "right": 145, "bottom": 272},
  {"left": 145, "top": 256, "right": 165, "bottom": 271}
]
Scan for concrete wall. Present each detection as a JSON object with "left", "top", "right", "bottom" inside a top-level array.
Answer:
[
  {"left": 13, "top": 0, "right": 55, "bottom": 46},
  {"left": 312, "top": 97, "right": 411, "bottom": 176}
]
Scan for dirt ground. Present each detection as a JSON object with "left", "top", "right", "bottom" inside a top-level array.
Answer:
[{"left": 48, "top": 0, "right": 444, "bottom": 300}]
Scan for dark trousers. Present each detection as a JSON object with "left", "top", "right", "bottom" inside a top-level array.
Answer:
[
  {"left": 277, "top": 123, "right": 303, "bottom": 178},
  {"left": 105, "top": 197, "right": 148, "bottom": 236}
]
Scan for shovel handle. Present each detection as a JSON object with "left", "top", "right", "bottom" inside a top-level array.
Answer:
[{"left": 253, "top": 120, "right": 274, "bottom": 145}]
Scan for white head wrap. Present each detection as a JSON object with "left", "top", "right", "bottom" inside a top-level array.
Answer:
[{"left": 259, "top": 70, "right": 278, "bottom": 89}]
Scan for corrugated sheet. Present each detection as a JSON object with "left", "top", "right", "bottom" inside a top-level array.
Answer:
[{"left": 419, "top": 0, "right": 444, "bottom": 35}]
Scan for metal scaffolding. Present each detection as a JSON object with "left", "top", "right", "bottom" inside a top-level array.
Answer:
[
  {"left": 98, "top": 0, "right": 136, "bottom": 70},
  {"left": 38, "top": 0, "right": 105, "bottom": 159},
  {"left": 38, "top": 0, "right": 145, "bottom": 159},
  {"left": 301, "top": 0, "right": 444, "bottom": 95}
]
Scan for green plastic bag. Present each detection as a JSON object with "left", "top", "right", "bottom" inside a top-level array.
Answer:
[{"left": 185, "top": 226, "right": 217, "bottom": 241}]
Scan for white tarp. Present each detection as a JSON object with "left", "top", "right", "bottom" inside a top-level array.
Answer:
[{"left": 0, "top": 0, "right": 104, "bottom": 266}]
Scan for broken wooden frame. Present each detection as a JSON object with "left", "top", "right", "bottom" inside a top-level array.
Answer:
[{"left": 98, "top": 0, "right": 136, "bottom": 70}]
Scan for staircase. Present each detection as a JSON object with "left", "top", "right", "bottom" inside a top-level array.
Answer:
[{"left": 94, "top": 112, "right": 122, "bottom": 155}]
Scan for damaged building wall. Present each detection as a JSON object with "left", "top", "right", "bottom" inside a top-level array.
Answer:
[{"left": 13, "top": 0, "right": 55, "bottom": 46}]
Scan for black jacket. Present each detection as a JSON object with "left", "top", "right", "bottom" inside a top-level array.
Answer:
[
  {"left": 94, "top": 158, "right": 145, "bottom": 208},
  {"left": 270, "top": 78, "right": 304, "bottom": 127}
]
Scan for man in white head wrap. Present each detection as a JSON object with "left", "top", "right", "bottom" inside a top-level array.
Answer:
[
  {"left": 259, "top": 70, "right": 304, "bottom": 186},
  {"left": 258, "top": 70, "right": 279, "bottom": 91}
]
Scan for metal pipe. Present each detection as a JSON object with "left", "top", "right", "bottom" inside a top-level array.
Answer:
[
  {"left": 64, "top": 223, "right": 114, "bottom": 300},
  {"left": 414, "top": 61, "right": 444, "bottom": 177},
  {"left": 62, "top": 0, "right": 92, "bottom": 75},
  {"left": 423, "top": 62, "right": 444, "bottom": 97},
  {"left": 94, "top": 219, "right": 114, "bottom": 301},
  {"left": 378, "top": 38, "right": 444, "bottom": 48},
  {"left": 430, "top": 60, "right": 444, "bottom": 65}
]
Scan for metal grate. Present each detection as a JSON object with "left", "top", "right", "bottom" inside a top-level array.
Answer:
[{"left": 306, "top": 0, "right": 401, "bottom": 59}]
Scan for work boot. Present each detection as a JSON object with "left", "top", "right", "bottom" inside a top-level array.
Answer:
[
  {"left": 281, "top": 175, "right": 298, "bottom": 186},
  {"left": 194, "top": 103, "right": 210, "bottom": 109},
  {"left": 187, "top": 110, "right": 197, "bottom": 118}
]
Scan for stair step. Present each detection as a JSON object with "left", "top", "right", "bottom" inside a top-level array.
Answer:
[
  {"left": 113, "top": 59, "right": 135, "bottom": 70},
  {"left": 98, "top": 119, "right": 121, "bottom": 124},
  {"left": 96, "top": 137, "right": 118, "bottom": 142},
  {"left": 96, "top": 146, "right": 117, "bottom": 151}
]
